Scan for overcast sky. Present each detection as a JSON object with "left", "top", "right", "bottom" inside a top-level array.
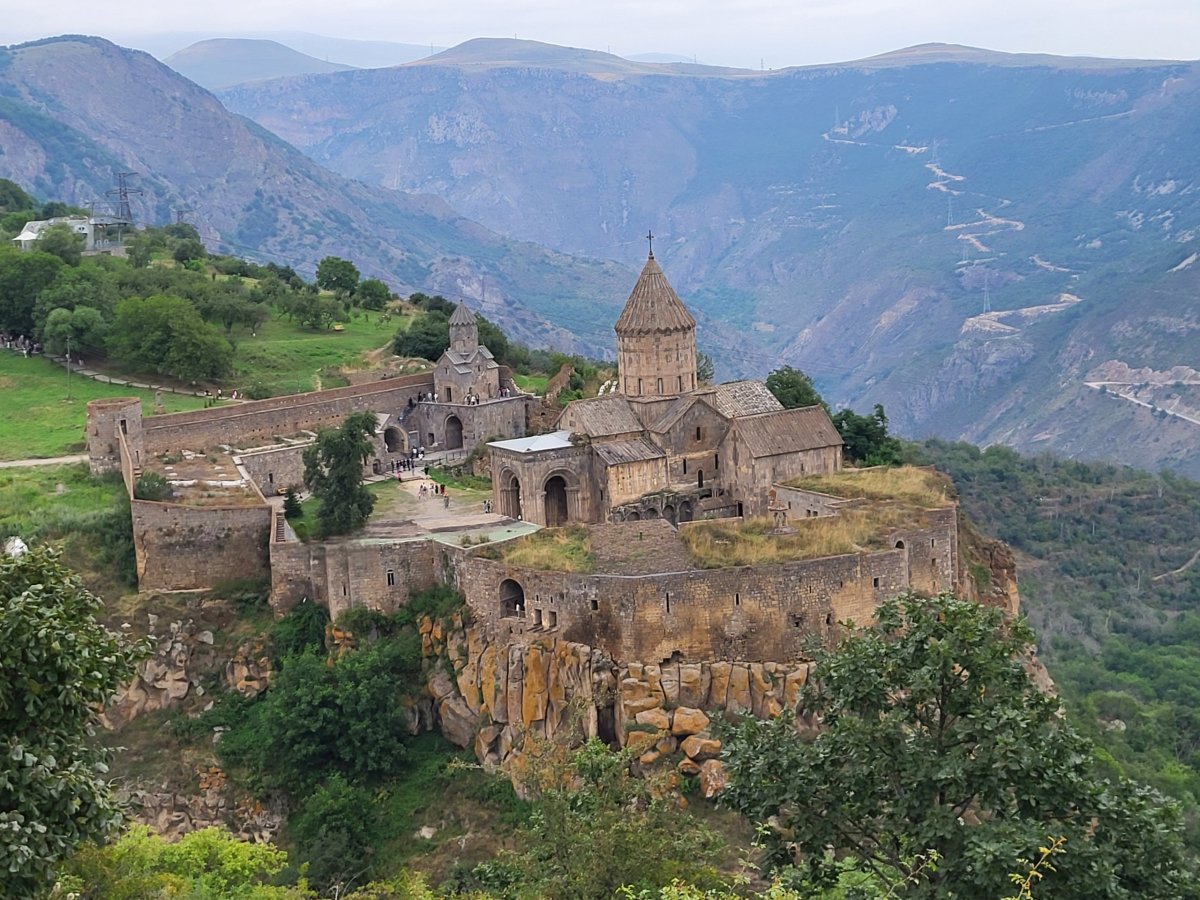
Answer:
[{"left": 7, "top": 0, "right": 1200, "bottom": 68}]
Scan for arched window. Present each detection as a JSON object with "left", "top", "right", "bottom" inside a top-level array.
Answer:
[{"left": 500, "top": 579, "right": 525, "bottom": 618}]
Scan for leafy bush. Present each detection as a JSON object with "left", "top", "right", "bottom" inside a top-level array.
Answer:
[
  {"left": 290, "top": 775, "right": 380, "bottom": 891},
  {"left": 133, "top": 471, "right": 171, "bottom": 501}
]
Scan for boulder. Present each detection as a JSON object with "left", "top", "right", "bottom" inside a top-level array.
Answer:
[
  {"left": 635, "top": 707, "right": 671, "bottom": 731},
  {"left": 655, "top": 735, "right": 678, "bottom": 755},
  {"left": 671, "top": 707, "right": 710, "bottom": 736},
  {"left": 521, "top": 645, "right": 549, "bottom": 726},
  {"left": 678, "top": 664, "right": 706, "bottom": 707},
  {"left": 438, "top": 695, "right": 479, "bottom": 748},
  {"left": 698, "top": 759, "right": 727, "bottom": 798},
  {"left": 708, "top": 661, "right": 732, "bottom": 708},
  {"left": 625, "top": 729, "right": 660, "bottom": 752},
  {"left": 678, "top": 758, "right": 702, "bottom": 777},
  {"left": 680, "top": 735, "right": 722, "bottom": 761}
]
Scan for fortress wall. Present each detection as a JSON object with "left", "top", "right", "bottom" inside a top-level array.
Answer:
[
  {"left": 132, "top": 500, "right": 272, "bottom": 592},
  {"left": 237, "top": 445, "right": 308, "bottom": 496},
  {"left": 141, "top": 375, "right": 434, "bottom": 453},
  {"left": 887, "top": 508, "right": 959, "bottom": 596},
  {"left": 270, "top": 538, "right": 445, "bottom": 620},
  {"left": 454, "top": 546, "right": 919, "bottom": 664},
  {"left": 772, "top": 485, "right": 861, "bottom": 518}
]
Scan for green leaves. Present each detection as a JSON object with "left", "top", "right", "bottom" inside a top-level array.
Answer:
[
  {"left": 721, "top": 592, "right": 1198, "bottom": 899},
  {"left": 0, "top": 545, "right": 144, "bottom": 896},
  {"left": 302, "top": 412, "right": 378, "bottom": 538}
]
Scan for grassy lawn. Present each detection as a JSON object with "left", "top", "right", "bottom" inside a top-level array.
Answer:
[
  {"left": 0, "top": 462, "right": 135, "bottom": 599},
  {"left": 512, "top": 372, "right": 548, "bottom": 394},
  {"left": 231, "top": 309, "right": 415, "bottom": 396},
  {"left": 0, "top": 354, "right": 213, "bottom": 460}
]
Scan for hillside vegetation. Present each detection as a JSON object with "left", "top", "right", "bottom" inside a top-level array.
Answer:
[{"left": 912, "top": 439, "right": 1200, "bottom": 836}]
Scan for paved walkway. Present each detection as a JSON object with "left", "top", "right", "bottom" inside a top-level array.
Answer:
[{"left": 0, "top": 454, "right": 88, "bottom": 469}]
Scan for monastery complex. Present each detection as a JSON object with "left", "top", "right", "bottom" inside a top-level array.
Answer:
[{"left": 87, "top": 252, "right": 993, "bottom": 668}]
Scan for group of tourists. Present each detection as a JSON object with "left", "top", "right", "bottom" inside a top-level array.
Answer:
[{"left": 2, "top": 332, "right": 42, "bottom": 357}]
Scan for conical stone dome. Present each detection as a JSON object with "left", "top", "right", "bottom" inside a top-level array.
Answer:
[
  {"left": 614, "top": 254, "right": 696, "bottom": 335},
  {"left": 615, "top": 253, "right": 698, "bottom": 397}
]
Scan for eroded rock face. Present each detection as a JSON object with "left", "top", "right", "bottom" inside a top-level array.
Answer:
[
  {"left": 103, "top": 618, "right": 216, "bottom": 729},
  {"left": 419, "top": 614, "right": 816, "bottom": 780},
  {"left": 123, "top": 766, "right": 281, "bottom": 843}
]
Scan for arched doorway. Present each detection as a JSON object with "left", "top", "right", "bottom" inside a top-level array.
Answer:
[
  {"left": 644, "top": 507, "right": 659, "bottom": 519},
  {"left": 663, "top": 504, "right": 676, "bottom": 525},
  {"left": 544, "top": 475, "right": 569, "bottom": 526},
  {"left": 445, "top": 415, "right": 464, "bottom": 450},
  {"left": 500, "top": 471, "right": 522, "bottom": 520},
  {"left": 384, "top": 426, "right": 404, "bottom": 453},
  {"left": 679, "top": 501, "right": 694, "bottom": 523},
  {"left": 626, "top": 510, "right": 641, "bottom": 521},
  {"left": 500, "top": 579, "right": 525, "bottom": 618}
]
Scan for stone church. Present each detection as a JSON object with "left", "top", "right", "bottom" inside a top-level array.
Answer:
[{"left": 489, "top": 252, "right": 844, "bottom": 526}]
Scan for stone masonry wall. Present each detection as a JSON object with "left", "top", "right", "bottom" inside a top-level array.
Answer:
[
  {"left": 133, "top": 500, "right": 273, "bottom": 592},
  {"left": 141, "top": 375, "right": 434, "bottom": 454},
  {"left": 236, "top": 445, "right": 308, "bottom": 497},
  {"left": 451, "top": 537, "right": 952, "bottom": 665}
]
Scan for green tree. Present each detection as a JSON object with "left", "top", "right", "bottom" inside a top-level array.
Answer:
[
  {"left": 696, "top": 351, "right": 715, "bottom": 385},
  {"left": 283, "top": 488, "right": 303, "bottom": 520},
  {"left": 0, "top": 178, "right": 35, "bottom": 212},
  {"left": 290, "top": 775, "right": 380, "bottom": 892},
  {"left": 765, "top": 365, "right": 825, "bottom": 410},
  {"left": 172, "top": 237, "right": 208, "bottom": 263},
  {"left": 832, "top": 403, "right": 902, "bottom": 466},
  {"left": 0, "top": 545, "right": 144, "bottom": 897},
  {"left": 393, "top": 310, "right": 450, "bottom": 361},
  {"left": 33, "top": 264, "right": 119, "bottom": 334},
  {"left": 721, "top": 592, "right": 1198, "bottom": 899},
  {"left": 36, "top": 223, "right": 85, "bottom": 266},
  {"left": 108, "top": 294, "right": 233, "bottom": 381},
  {"left": 511, "top": 739, "right": 725, "bottom": 898},
  {"left": 316, "top": 256, "right": 360, "bottom": 299},
  {"left": 0, "top": 248, "right": 64, "bottom": 333},
  {"left": 302, "top": 412, "right": 377, "bottom": 537},
  {"left": 355, "top": 277, "right": 392, "bottom": 311},
  {"left": 41, "top": 306, "right": 108, "bottom": 356}
]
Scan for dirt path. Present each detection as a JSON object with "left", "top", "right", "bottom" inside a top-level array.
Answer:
[{"left": 0, "top": 454, "right": 87, "bottom": 469}]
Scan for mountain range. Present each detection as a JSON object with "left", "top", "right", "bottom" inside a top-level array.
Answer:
[
  {"left": 218, "top": 38, "right": 1200, "bottom": 475},
  {"left": 2, "top": 34, "right": 1198, "bottom": 475},
  {"left": 164, "top": 39, "right": 358, "bottom": 90},
  {"left": 0, "top": 35, "right": 632, "bottom": 352}
]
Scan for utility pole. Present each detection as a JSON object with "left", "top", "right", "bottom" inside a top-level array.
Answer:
[{"left": 106, "top": 172, "right": 142, "bottom": 244}]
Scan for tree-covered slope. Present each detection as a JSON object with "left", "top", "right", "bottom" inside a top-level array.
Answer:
[{"left": 0, "top": 36, "right": 633, "bottom": 352}]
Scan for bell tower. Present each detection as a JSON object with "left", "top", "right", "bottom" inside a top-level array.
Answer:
[{"left": 449, "top": 301, "right": 479, "bottom": 354}]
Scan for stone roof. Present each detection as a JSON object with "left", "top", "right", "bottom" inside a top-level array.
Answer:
[
  {"left": 734, "top": 406, "right": 843, "bottom": 458},
  {"left": 613, "top": 254, "right": 696, "bottom": 336},
  {"left": 442, "top": 345, "right": 497, "bottom": 375},
  {"left": 449, "top": 302, "right": 477, "bottom": 326},
  {"left": 559, "top": 395, "right": 644, "bottom": 438},
  {"left": 489, "top": 431, "right": 574, "bottom": 453},
  {"left": 593, "top": 437, "right": 666, "bottom": 466},
  {"left": 708, "top": 380, "right": 784, "bottom": 419}
]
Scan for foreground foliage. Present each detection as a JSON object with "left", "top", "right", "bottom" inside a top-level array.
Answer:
[
  {"left": 722, "top": 592, "right": 1198, "bottom": 898},
  {"left": 0, "top": 545, "right": 143, "bottom": 896}
]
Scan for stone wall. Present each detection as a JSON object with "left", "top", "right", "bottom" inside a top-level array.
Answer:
[
  {"left": 604, "top": 456, "right": 670, "bottom": 507},
  {"left": 133, "top": 500, "right": 273, "bottom": 592},
  {"left": 236, "top": 445, "right": 308, "bottom": 497},
  {"left": 140, "top": 375, "right": 435, "bottom": 454},
  {"left": 269, "top": 537, "right": 445, "bottom": 617},
  {"left": 452, "top": 534, "right": 953, "bottom": 665},
  {"left": 408, "top": 396, "right": 528, "bottom": 454}
]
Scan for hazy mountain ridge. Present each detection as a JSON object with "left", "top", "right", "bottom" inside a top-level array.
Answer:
[
  {"left": 220, "top": 40, "right": 1200, "bottom": 474},
  {"left": 164, "top": 39, "right": 357, "bottom": 90},
  {"left": 0, "top": 35, "right": 634, "bottom": 351}
]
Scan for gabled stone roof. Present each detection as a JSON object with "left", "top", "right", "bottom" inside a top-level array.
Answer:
[
  {"left": 734, "top": 406, "right": 843, "bottom": 458},
  {"left": 593, "top": 438, "right": 666, "bottom": 466},
  {"left": 449, "top": 302, "right": 477, "bottom": 326},
  {"left": 558, "top": 394, "right": 644, "bottom": 438},
  {"left": 708, "top": 380, "right": 784, "bottom": 419},
  {"left": 442, "top": 345, "right": 497, "bottom": 375},
  {"left": 613, "top": 254, "right": 696, "bottom": 335}
]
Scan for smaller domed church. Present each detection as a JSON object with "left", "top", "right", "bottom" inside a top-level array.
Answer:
[{"left": 489, "top": 251, "right": 843, "bottom": 526}]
